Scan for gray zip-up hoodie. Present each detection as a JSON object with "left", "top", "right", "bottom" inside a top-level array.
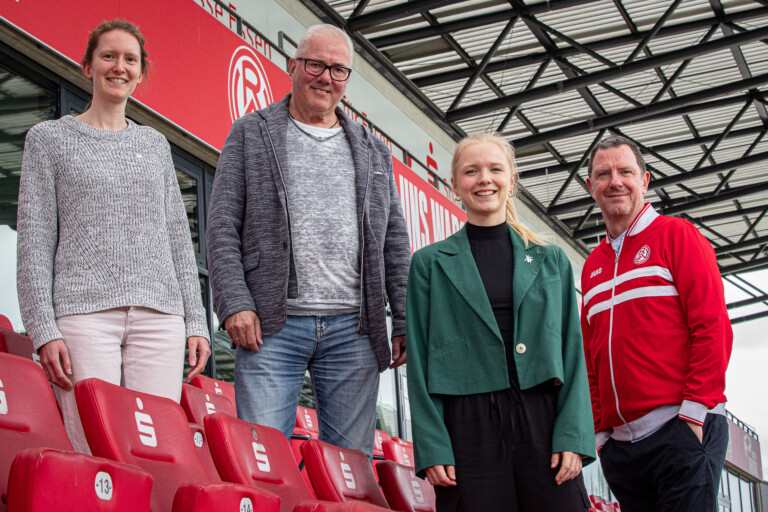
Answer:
[{"left": 206, "top": 95, "right": 411, "bottom": 371}]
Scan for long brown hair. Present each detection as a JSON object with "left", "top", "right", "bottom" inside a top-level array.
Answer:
[{"left": 451, "top": 133, "right": 547, "bottom": 247}]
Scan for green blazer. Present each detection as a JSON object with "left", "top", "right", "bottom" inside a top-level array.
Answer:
[{"left": 406, "top": 225, "right": 596, "bottom": 477}]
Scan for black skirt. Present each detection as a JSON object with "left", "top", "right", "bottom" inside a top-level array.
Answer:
[{"left": 435, "top": 381, "right": 591, "bottom": 512}]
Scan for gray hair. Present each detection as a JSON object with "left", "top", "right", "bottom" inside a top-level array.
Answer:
[
  {"left": 587, "top": 135, "right": 646, "bottom": 178},
  {"left": 296, "top": 24, "right": 353, "bottom": 65}
]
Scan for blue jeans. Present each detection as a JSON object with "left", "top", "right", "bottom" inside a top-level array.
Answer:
[{"left": 235, "top": 313, "right": 380, "bottom": 458}]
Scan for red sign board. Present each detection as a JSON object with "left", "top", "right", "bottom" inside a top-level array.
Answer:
[
  {"left": 726, "top": 418, "right": 763, "bottom": 480},
  {"left": 393, "top": 158, "right": 466, "bottom": 252},
  {"left": 1, "top": 0, "right": 292, "bottom": 150},
  {"left": 2, "top": 0, "right": 465, "bottom": 248}
]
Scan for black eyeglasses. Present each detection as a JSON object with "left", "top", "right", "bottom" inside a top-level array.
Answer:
[{"left": 297, "top": 58, "right": 352, "bottom": 82}]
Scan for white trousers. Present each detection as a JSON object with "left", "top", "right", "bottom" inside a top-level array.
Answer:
[{"left": 53, "top": 306, "right": 186, "bottom": 453}]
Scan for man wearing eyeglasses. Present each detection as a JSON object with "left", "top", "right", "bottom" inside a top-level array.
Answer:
[{"left": 207, "top": 24, "right": 410, "bottom": 458}]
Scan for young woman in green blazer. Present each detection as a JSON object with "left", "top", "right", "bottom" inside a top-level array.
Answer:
[{"left": 406, "top": 133, "right": 595, "bottom": 511}]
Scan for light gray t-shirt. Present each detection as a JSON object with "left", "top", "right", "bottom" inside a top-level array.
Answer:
[{"left": 283, "top": 117, "right": 361, "bottom": 315}]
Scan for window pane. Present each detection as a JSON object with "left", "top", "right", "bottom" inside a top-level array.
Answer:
[
  {"left": 0, "top": 58, "right": 57, "bottom": 332},
  {"left": 376, "top": 367, "right": 398, "bottom": 436},
  {"left": 739, "top": 478, "right": 753, "bottom": 511},
  {"left": 175, "top": 169, "right": 200, "bottom": 254},
  {"left": 729, "top": 472, "right": 742, "bottom": 511}
]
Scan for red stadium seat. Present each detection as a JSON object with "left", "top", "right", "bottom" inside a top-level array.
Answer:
[
  {"left": 294, "top": 503, "right": 389, "bottom": 512},
  {"left": 373, "top": 430, "right": 390, "bottom": 459},
  {"left": 6, "top": 447, "right": 152, "bottom": 511},
  {"left": 0, "top": 353, "right": 72, "bottom": 512},
  {"left": 180, "top": 384, "right": 236, "bottom": 480},
  {"left": 0, "top": 316, "right": 12, "bottom": 331},
  {"left": 291, "top": 407, "right": 321, "bottom": 496},
  {"left": 296, "top": 406, "right": 319, "bottom": 435},
  {"left": 205, "top": 412, "right": 318, "bottom": 512},
  {"left": 375, "top": 460, "right": 435, "bottom": 512},
  {"left": 300, "top": 439, "right": 390, "bottom": 509},
  {"left": 189, "top": 422, "right": 221, "bottom": 480},
  {"left": 180, "top": 383, "right": 237, "bottom": 425},
  {"left": 0, "top": 329, "right": 39, "bottom": 366},
  {"left": 382, "top": 438, "right": 414, "bottom": 468},
  {"left": 75, "top": 378, "right": 279, "bottom": 512},
  {"left": 371, "top": 430, "right": 391, "bottom": 481},
  {"left": 172, "top": 482, "right": 280, "bottom": 512},
  {"left": 189, "top": 375, "right": 236, "bottom": 414}
]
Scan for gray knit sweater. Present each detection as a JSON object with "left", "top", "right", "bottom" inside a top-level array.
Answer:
[{"left": 16, "top": 116, "right": 209, "bottom": 350}]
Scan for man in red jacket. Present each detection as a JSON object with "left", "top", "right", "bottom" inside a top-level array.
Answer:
[{"left": 580, "top": 135, "right": 732, "bottom": 512}]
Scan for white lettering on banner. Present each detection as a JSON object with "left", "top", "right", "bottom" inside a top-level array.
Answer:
[
  {"left": 252, "top": 442, "right": 271, "bottom": 472},
  {"left": 304, "top": 409, "right": 313, "bottom": 428},
  {"left": 194, "top": 0, "right": 272, "bottom": 60},
  {"left": 398, "top": 175, "right": 430, "bottom": 251},
  {"left": 215, "top": 382, "right": 223, "bottom": 394},
  {"left": 205, "top": 394, "right": 216, "bottom": 415},
  {"left": 0, "top": 377, "right": 7, "bottom": 415},
  {"left": 229, "top": 46, "right": 273, "bottom": 122},
  {"left": 409, "top": 471, "right": 424, "bottom": 504},
  {"left": 430, "top": 199, "right": 461, "bottom": 242},
  {"left": 134, "top": 398, "right": 158, "bottom": 448}
]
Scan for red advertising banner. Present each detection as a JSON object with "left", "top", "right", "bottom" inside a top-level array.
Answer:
[
  {"left": 1, "top": 0, "right": 292, "bottom": 150},
  {"left": 393, "top": 158, "right": 466, "bottom": 253},
  {"left": 2, "top": 0, "right": 464, "bottom": 251},
  {"left": 726, "top": 418, "right": 763, "bottom": 480}
]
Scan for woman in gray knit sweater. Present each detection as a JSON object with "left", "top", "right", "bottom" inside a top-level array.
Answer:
[{"left": 16, "top": 19, "right": 210, "bottom": 452}]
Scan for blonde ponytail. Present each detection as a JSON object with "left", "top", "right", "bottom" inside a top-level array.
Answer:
[{"left": 452, "top": 133, "right": 547, "bottom": 247}]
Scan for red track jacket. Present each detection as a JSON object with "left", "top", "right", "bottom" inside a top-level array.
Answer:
[{"left": 581, "top": 204, "right": 732, "bottom": 439}]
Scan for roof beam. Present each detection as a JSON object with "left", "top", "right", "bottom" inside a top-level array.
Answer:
[
  {"left": 720, "top": 257, "right": 768, "bottom": 276},
  {"left": 410, "top": 6, "right": 768, "bottom": 86},
  {"left": 624, "top": 0, "right": 683, "bottom": 64},
  {"left": 730, "top": 310, "right": 768, "bottom": 325},
  {"left": 519, "top": 122, "right": 767, "bottom": 178},
  {"left": 446, "top": 25, "right": 768, "bottom": 121},
  {"left": 714, "top": 234, "right": 768, "bottom": 256},
  {"left": 449, "top": 16, "right": 518, "bottom": 111},
  {"left": 371, "top": 0, "right": 602, "bottom": 48},
  {"left": 514, "top": 76, "right": 768, "bottom": 152},
  {"left": 572, "top": 181, "right": 768, "bottom": 239},
  {"left": 347, "top": 0, "right": 464, "bottom": 32}
]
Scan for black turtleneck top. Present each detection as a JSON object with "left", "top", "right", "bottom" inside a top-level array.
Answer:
[{"left": 466, "top": 221, "right": 518, "bottom": 387}]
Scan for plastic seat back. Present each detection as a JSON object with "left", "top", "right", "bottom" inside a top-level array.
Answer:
[
  {"left": 180, "top": 383, "right": 236, "bottom": 425},
  {"left": 0, "top": 329, "right": 39, "bottom": 365},
  {"left": 294, "top": 503, "right": 390, "bottom": 512},
  {"left": 375, "top": 460, "right": 435, "bottom": 512},
  {"left": 382, "top": 439, "right": 414, "bottom": 468},
  {"left": 0, "top": 353, "right": 72, "bottom": 512},
  {"left": 189, "top": 422, "right": 221, "bottom": 480},
  {"left": 74, "top": 378, "right": 214, "bottom": 512},
  {"left": 0, "top": 316, "right": 12, "bottom": 331},
  {"left": 172, "top": 482, "right": 280, "bottom": 512},
  {"left": 189, "top": 375, "right": 236, "bottom": 413},
  {"left": 7, "top": 447, "right": 152, "bottom": 511},
  {"left": 296, "top": 406, "right": 320, "bottom": 436},
  {"left": 371, "top": 430, "right": 391, "bottom": 481},
  {"left": 205, "top": 413, "right": 315, "bottom": 512},
  {"left": 300, "top": 439, "right": 390, "bottom": 509},
  {"left": 373, "top": 430, "right": 390, "bottom": 459}
]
